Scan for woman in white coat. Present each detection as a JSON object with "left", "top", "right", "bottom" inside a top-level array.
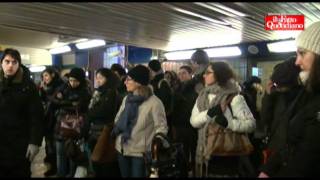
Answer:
[{"left": 190, "top": 62, "right": 256, "bottom": 177}]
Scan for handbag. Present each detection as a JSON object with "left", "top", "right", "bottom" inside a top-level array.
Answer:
[
  {"left": 59, "top": 110, "right": 84, "bottom": 138},
  {"left": 205, "top": 123, "right": 254, "bottom": 157},
  {"left": 91, "top": 123, "right": 117, "bottom": 163},
  {"left": 205, "top": 94, "right": 254, "bottom": 157}
]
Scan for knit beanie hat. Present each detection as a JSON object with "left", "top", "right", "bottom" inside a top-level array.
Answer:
[
  {"left": 296, "top": 21, "right": 320, "bottom": 55},
  {"left": 271, "top": 56, "right": 301, "bottom": 87},
  {"left": 127, "top": 65, "right": 150, "bottom": 85},
  {"left": 69, "top": 67, "right": 86, "bottom": 83},
  {"left": 148, "top": 60, "right": 162, "bottom": 72}
]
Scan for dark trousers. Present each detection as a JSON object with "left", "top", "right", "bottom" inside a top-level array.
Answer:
[
  {"left": 44, "top": 135, "right": 57, "bottom": 166},
  {"left": 117, "top": 153, "right": 146, "bottom": 178},
  {"left": 0, "top": 160, "right": 31, "bottom": 177},
  {"left": 174, "top": 127, "right": 197, "bottom": 176}
]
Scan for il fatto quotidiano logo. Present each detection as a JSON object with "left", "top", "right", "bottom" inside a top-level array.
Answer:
[{"left": 265, "top": 14, "right": 304, "bottom": 30}]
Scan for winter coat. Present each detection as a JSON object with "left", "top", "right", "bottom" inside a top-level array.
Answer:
[
  {"left": 150, "top": 73, "right": 173, "bottom": 116},
  {"left": 114, "top": 94, "right": 168, "bottom": 157},
  {"left": 260, "top": 89, "right": 320, "bottom": 177},
  {"left": 260, "top": 87, "right": 300, "bottom": 151},
  {"left": 190, "top": 94, "right": 256, "bottom": 133},
  {"left": 53, "top": 82, "right": 91, "bottom": 139},
  {"left": 172, "top": 80, "right": 198, "bottom": 128},
  {"left": 39, "top": 77, "right": 64, "bottom": 135},
  {"left": 0, "top": 66, "right": 44, "bottom": 164}
]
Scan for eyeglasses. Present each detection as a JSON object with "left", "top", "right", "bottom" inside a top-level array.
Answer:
[{"left": 204, "top": 70, "right": 214, "bottom": 75}]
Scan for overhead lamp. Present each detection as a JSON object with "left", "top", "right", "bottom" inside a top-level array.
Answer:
[
  {"left": 164, "top": 50, "right": 196, "bottom": 60},
  {"left": 204, "top": 46, "right": 242, "bottom": 57},
  {"left": 29, "top": 66, "right": 46, "bottom": 73},
  {"left": 75, "top": 39, "right": 106, "bottom": 49},
  {"left": 209, "top": 3, "right": 247, "bottom": 17},
  {"left": 195, "top": 3, "right": 240, "bottom": 18},
  {"left": 172, "top": 7, "right": 230, "bottom": 26},
  {"left": 267, "top": 40, "right": 296, "bottom": 53},
  {"left": 49, "top": 45, "right": 71, "bottom": 54}
]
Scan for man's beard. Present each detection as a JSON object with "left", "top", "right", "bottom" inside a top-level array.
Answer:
[{"left": 299, "top": 71, "right": 310, "bottom": 85}]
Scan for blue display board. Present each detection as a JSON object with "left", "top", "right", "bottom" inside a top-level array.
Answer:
[
  {"left": 104, "top": 45, "right": 125, "bottom": 68},
  {"left": 128, "top": 46, "right": 152, "bottom": 64}
]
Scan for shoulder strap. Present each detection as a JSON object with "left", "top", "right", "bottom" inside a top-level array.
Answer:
[{"left": 226, "top": 93, "right": 237, "bottom": 118}]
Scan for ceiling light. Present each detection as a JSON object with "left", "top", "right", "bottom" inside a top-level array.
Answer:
[
  {"left": 267, "top": 40, "right": 296, "bottom": 53},
  {"left": 172, "top": 7, "right": 229, "bottom": 25},
  {"left": 210, "top": 3, "right": 247, "bottom": 17},
  {"left": 29, "top": 66, "right": 46, "bottom": 73},
  {"left": 164, "top": 50, "right": 196, "bottom": 60},
  {"left": 204, "top": 46, "right": 242, "bottom": 57},
  {"left": 76, "top": 39, "right": 106, "bottom": 49},
  {"left": 195, "top": 3, "right": 239, "bottom": 17},
  {"left": 49, "top": 45, "right": 71, "bottom": 54}
]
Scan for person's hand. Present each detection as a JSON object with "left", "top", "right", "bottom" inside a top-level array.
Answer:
[
  {"left": 25, "top": 144, "right": 39, "bottom": 162},
  {"left": 258, "top": 172, "right": 269, "bottom": 178},
  {"left": 207, "top": 105, "right": 223, "bottom": 118}
]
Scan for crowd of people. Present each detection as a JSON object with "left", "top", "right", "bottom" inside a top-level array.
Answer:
[{"left": 0, "top": 21, "right": 319, "bottom": 177}]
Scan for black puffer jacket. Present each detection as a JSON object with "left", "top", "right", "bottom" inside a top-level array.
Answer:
[{"left": 0, "top": 65, "right": 44, "bottom": 164}]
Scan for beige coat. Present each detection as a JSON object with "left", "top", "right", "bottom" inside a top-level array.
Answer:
[{"left": 114, "top": 95, "right": 168, "bottom": 157}]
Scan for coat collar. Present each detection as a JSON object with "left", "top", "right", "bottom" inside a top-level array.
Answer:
[{"left": 0, "top": 67, "right": 24, "bottom": 84}]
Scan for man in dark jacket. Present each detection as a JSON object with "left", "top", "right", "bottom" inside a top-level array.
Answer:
[
  {"left": 0, "top": 48, "right": 44, "bottom": 177},
  {"left": 148, "top": 60, "right": 173, "bottom": 116},
  {"left": 190, "top": 49, "right": 209, "bottom": 93}
]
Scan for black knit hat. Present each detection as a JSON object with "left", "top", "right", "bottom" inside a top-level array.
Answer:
[
  {"left": 148, "top": 60, "right": 161, "bottom": 72},
  {"left": 69, "top": 67, "right": 86, "bottom": 83},
  {"left": 271, "top": 57, "right": 301, "bottom": 87},
  {"left": 127, "top": 65, "right": 150, "bottom": 85}
]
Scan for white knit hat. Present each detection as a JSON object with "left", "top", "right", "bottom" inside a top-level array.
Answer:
[{"left": 296, "top": 21, "right": 320, "bottom": 55}]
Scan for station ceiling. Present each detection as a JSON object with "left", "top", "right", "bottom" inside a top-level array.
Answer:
[{"left": 0, "top": 2, "right": 319, "bottom": 51}]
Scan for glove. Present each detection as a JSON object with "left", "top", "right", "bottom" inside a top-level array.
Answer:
[
  {"left": 25, "top": 144, "right": 40, "bottom": 162},
  {"left": 207, "top": 104, "right": 223, "bottom": 118},
  {"left": 215, "top": 114, "right": 228, "bottom": 128}
]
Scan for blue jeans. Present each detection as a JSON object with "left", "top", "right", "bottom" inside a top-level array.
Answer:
[
  {"left": 117, "top": 153, "right": 146, "bottom": 177},
  {"left": 56, "top": 140, "right": 76, "bottom": 177}
]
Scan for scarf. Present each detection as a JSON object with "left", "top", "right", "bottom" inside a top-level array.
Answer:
[
  {"left": 195, "top": 79, "right": 240, "bottom": 177},
  {"left": 112, "top": 93, "right": 146, "bottom": 145}
]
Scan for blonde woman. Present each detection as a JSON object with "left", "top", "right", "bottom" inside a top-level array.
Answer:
[{"left": 112, "top": 65, "right": 168, "bottom": 177}]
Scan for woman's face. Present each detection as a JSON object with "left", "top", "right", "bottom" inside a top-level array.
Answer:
[
  {"left": 95, "top": 73, "right": 107, "bottom": 87},
  {"left": 68, "top": 77, "right": 80, "bottom": 89},
  {"left": 178, "top": 68, "right": 192, "bottom": 82},
  {"left": 125, "top": 76, "right": 140, "bottom": 92},
  {"left": 203, "top": 65, "right": 216, "bottom": 86},
  {"left": 296, "top": 48, "right": 316, "bottom": 72},
  {"left": 42, "top": 72, "right": 54, "bottom": 85}
]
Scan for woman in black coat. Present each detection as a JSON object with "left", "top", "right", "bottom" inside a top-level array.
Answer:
[
  {"left": 53, "top": 67, "right": 91, "bottom": 177},
  {"left": 39, "top": 67, "right": 64, "bottom": 176},
  {"left": 85, "top": 68, "right": 121, "bottom": 177},
  {"left": 259, "top": 21, "right": 320, "bottom": 177}
]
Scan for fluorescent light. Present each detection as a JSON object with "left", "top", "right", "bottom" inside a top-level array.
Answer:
[
  {"left": 195, "top": 3, "right": 239, "bottom": 17},
  {"left": 209, "top": 3, "right": 247, "bottom": 17},
  {"left": 164, "top": 50, "right": 196, "bottom": 60},
  {"left": 49, "top": 46, "right": 71, "bottom": 54},
  {"left": 76, "top": 39, "right": 106, "bottom": 49},
  {"left": 204, "top": 46, "right": 241, "bottom": 57},
  {"left": 267, "top": 40, "right": 296, "bottom": 53},
  {"left": 29, "top": 66, "right": 46, "bottom": 73},
  {"left": 172, "top": 7, "right": 229, "bottom": 25}
]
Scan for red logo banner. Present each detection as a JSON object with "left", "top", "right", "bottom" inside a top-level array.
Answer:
[{"left": 265, "top": 15, "right": 304, "bottom": 30}]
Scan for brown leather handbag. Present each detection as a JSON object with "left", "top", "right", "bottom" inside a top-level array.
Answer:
[
  {"left": 91, "top": 124, "right": 117, "bottom": 163},
  {"left": 205, "top": 123, "right": 254, "bottom": 157}
]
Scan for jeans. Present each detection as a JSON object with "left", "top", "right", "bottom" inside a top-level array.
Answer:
[
  {"left": 56, "top": 140, "right": 76, "bottom": 177},
  {"left": 117, "top": 153, "right": 146, "bottom": 177}
]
